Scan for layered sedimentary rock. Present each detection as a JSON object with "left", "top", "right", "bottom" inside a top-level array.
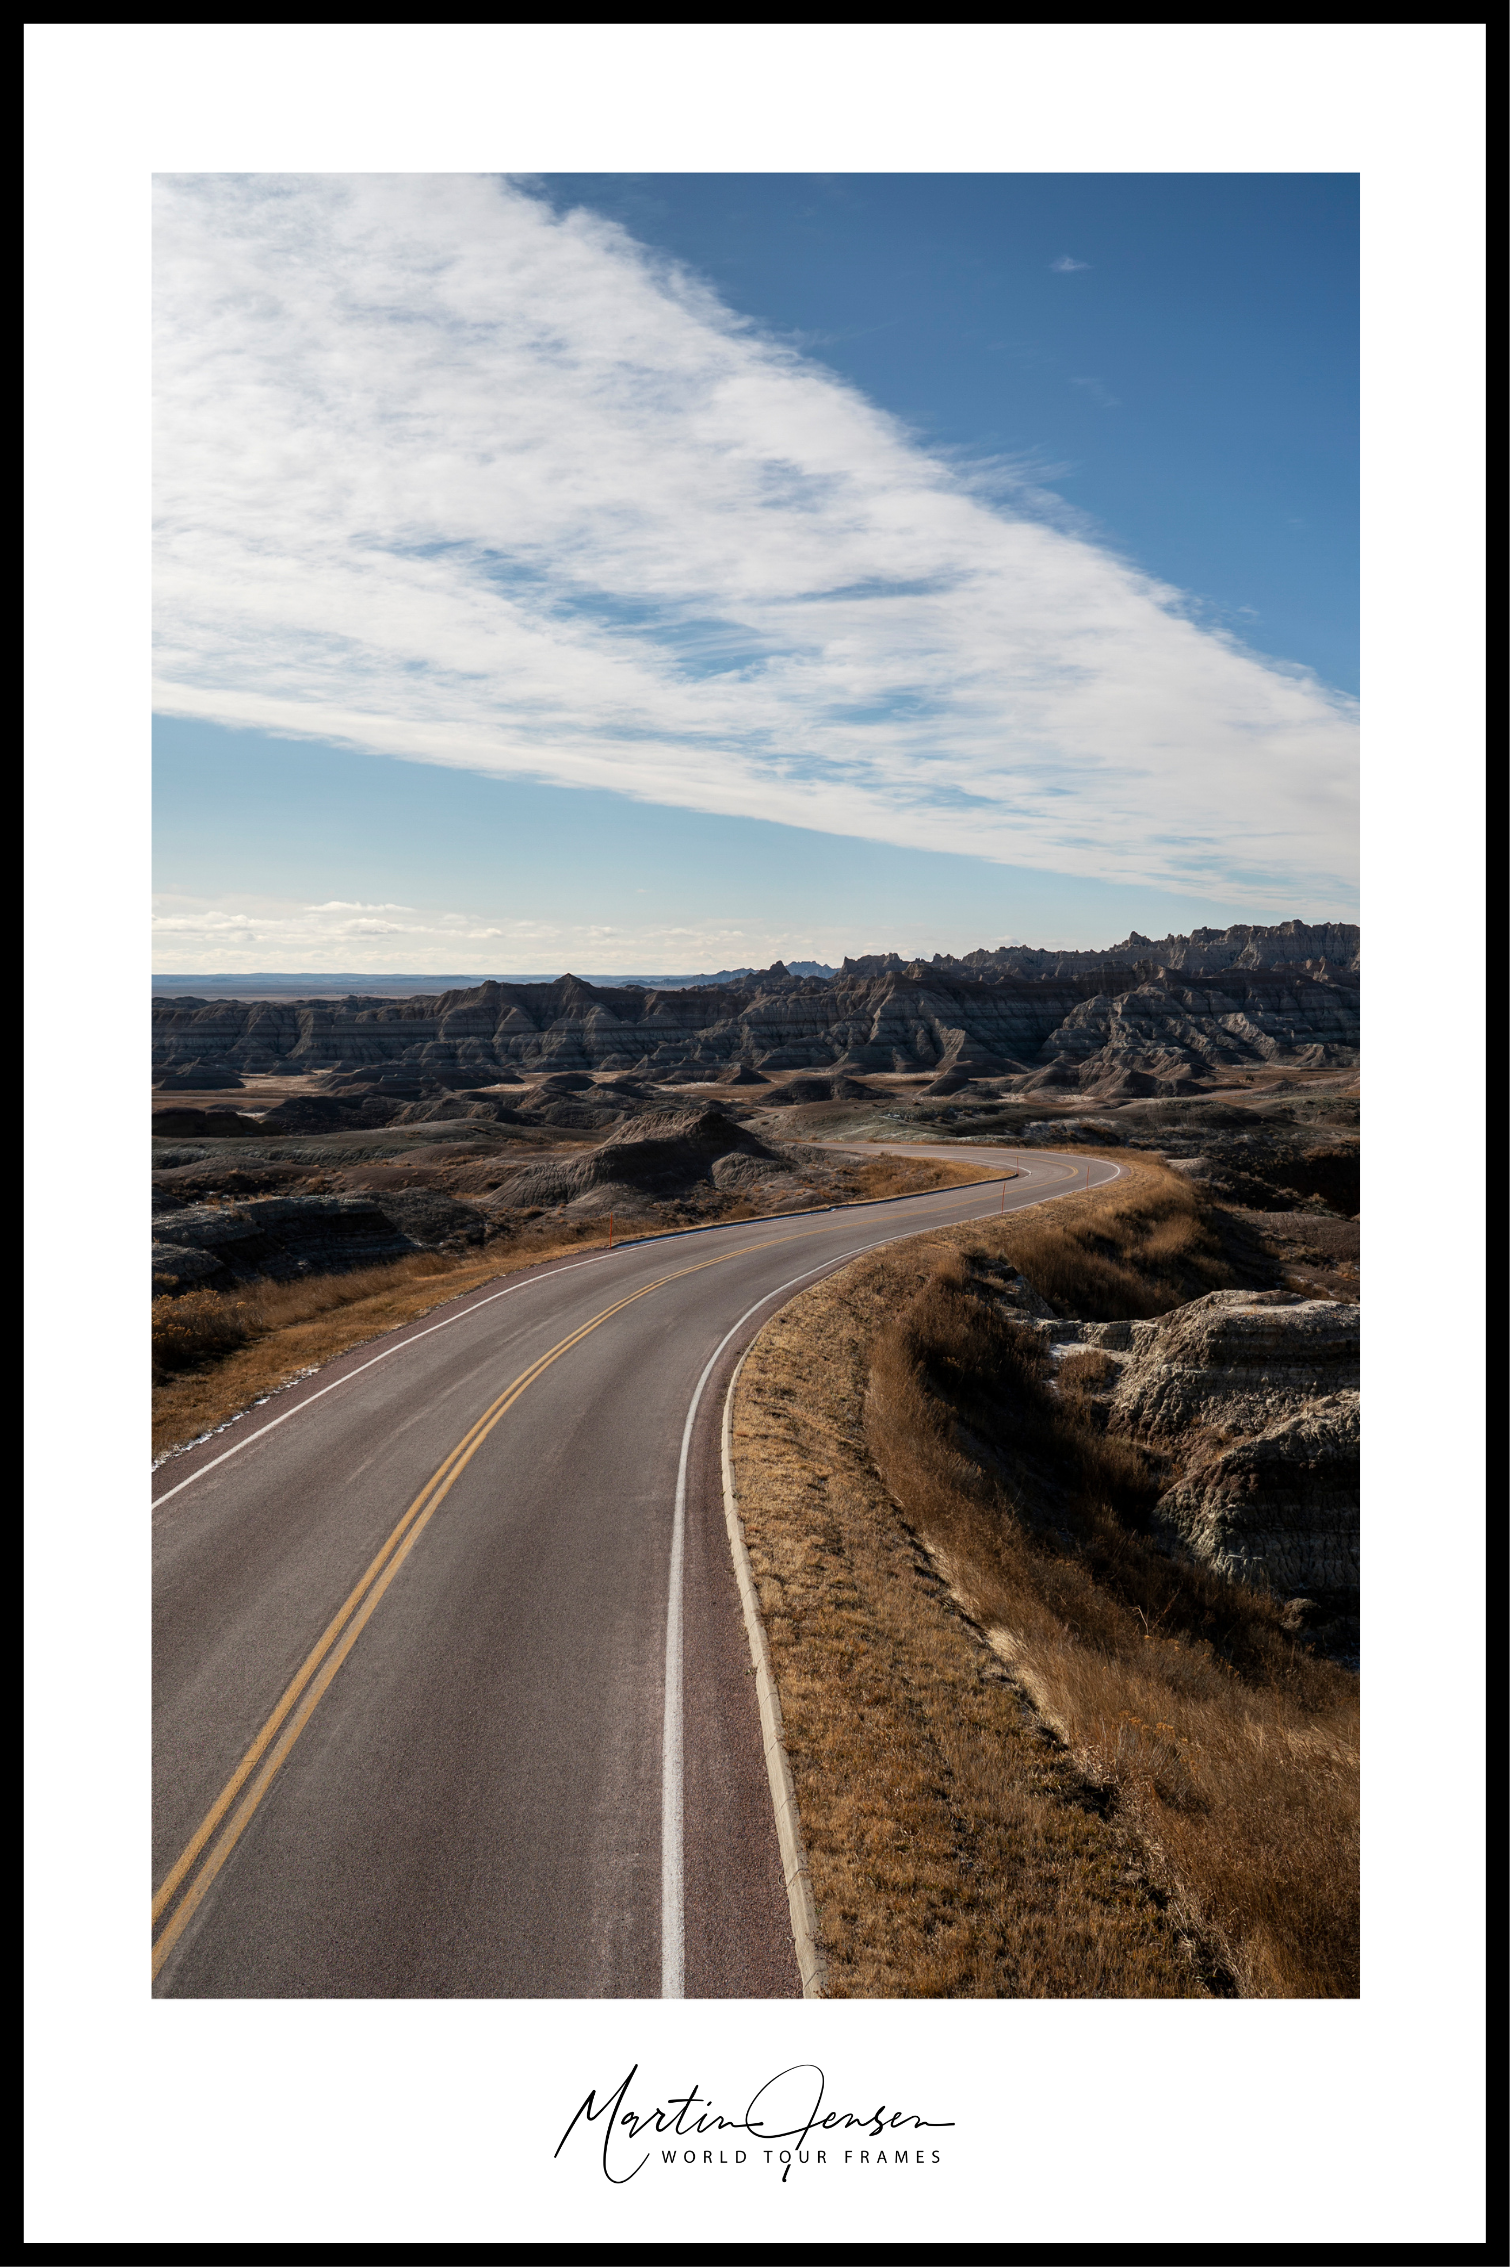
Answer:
[
  {"left": 1076, "top": 1290, "right": 1359, "bottom": 1600},
  {"left": 990, "top": 1275, "right": 1359, "bottom": 1635},
  {"left": 1027, "top": 971, "right": 1359, "bottom": 1083},
  {"left": 1147, "top": 1396, "right": 1359, "bottom": 1597},
  {"left": 1108, "top": 1289, "right": 1360, "bottom": 1445},
  {"left": 153, "top": 925, "right": 1358, "bottom": 1092},
  {"left": 479, "top": 1106, "right": 803, "bottom": 1219},
  {"left": 842, "top": 919, "right": 1361, "bottom": 981},
  {"left": 150, "top": 1194, "right": 435, "bottom": 1294}
]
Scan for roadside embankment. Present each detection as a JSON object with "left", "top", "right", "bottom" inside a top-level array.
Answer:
[{"left": 729, "top": 1153, "right": 1359, "bottom": 1997}]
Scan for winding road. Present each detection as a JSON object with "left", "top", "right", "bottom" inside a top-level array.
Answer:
[{"left": 151, "top": 1145, "right": 1122, "bottom": 1999}]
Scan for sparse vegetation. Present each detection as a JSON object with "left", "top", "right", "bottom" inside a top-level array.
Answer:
[
  {"left": 730, "top": 1160, "right": 1358, "bottom": 1999},
  {"left": 995, "top": 1159, "right": 1233, "bottom": 1317},
  {"left": 152, "top": 1232, "right": 605, "bottom": 1456},
  {"left": 866, "top": 1245, "right": 1359, "bottom": 1997},
  {"left": 734, "top": 1245, "right": 1213, "bottom": 1999},
  {"left": 1056, "top": 1346, "right": 1120, "bottom": 1391},
  {"left": 152, "top": 1251, "right": 461, "bottom": 1380}
]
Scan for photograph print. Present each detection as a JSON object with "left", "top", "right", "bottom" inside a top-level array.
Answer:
[{"left": 149, "top": 169, "right": 1361, "bottom": 2006}]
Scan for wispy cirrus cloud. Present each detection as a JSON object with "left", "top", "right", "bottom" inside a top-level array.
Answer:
[
  {"left": 153, "top": 177, "right": 1356, "bottom": 908},
  {"left": 152, "top": 901, "right": 418, "bottom": 948},
  {"left": 1049, "top": 254, "right": 1091, "bottom": 272},
  {"left": 306, "top": 900, "right": 414, "bottom": 916},
  {"left": 1070, "top": 375, "right": 1121, "bottom": 409},
  {"left": 149, "top": 890, "right": 865, "bottom": 974}
]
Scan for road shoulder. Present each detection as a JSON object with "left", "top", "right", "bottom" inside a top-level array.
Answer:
[{"left": 728, "top": 1225, "right": 1212, "bottom": 1999}]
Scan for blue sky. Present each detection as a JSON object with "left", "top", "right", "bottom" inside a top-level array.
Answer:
[
  {"left": 153, "top": 715, "right": 1280, "bottom": 974},
  {"left": 531, "top": 174, "right": 1359, "bottom": 693},
  {"left": 153, "top": 173, "right": 1358, "bottom": 974}
]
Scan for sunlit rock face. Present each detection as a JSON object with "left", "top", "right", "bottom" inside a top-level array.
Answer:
[
  {"left": 1030, "top": 1290, "right": 1361, "bottom": 1604},
  {"left": 152, "top": 925, "right": 1358, "bottom": 1090}
]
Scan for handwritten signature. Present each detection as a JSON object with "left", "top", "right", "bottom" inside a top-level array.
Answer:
[{"left": 555, "top": 2063, "right": 954, "bottom": 2184}]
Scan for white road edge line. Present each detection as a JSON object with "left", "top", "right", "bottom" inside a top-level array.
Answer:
[
  {"left": 661, "top": 1250, "right": 857, "bottom": 1998},
  {"left": 720, "top": 1343, "right": 826, "bottom": 2000},
  {"left": 658, "top": 1153, "right": 1127, "bottom": 1996}
]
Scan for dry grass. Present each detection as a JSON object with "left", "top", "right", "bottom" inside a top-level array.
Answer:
[
  {"left": 152, "top": 1252, "right": 460, "bottom": 1377},
  {"left": 733, "top": 1248, "right": 1215, "bottom": 1999},
  {"left": 1056, "top": 1347, "right": 1120, "bottom": 1391},
  {"left": 837, "top": 1154, "right": 1001, "bottom": 1202},
  {"left": 151, "top": 1235, "right": 603, "bottom": 1457},
  {"left": 865, "top": 1246, "right": 1359, "bottom": 1998},
  {"left": 999, "top": 1154, "right": 1235, "bottom": 1318},
  {"left": 730, "top": 1160, "right": 1358, "bottom": 1998}
]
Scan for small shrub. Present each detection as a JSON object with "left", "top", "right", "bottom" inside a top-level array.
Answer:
[
  {"left": 151, "top": 1252, "right": 460, "bottom": 1383},
  {"left": 151, "top": 1289, "right": 258, "bottom": 1378},
  {"left": 1058, "top": 1348, "right": 1119, "bottom": 1390}
]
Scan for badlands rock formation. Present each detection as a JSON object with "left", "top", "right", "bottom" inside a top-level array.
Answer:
[
  {"left": 150, "top": 1193, "right": 465, "bottom": 1295},
  {"left": 1033, "top": 1289, "right": 1359, "bottom": 1610},
  {"left": 153, "top": 923, "right": 1358, "bottom": 1096},
  {"left": 841, "top": 918, "right": 1360, "bottom": 980},
  {"left": 477, "top": 1106, "right": 814, "bottom": 1221},
  {"left": 150, "top": 1107, "right": 828, "bottom": 1292}
]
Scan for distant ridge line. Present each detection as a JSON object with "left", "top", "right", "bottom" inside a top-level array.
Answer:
[
  {"left": 151, "top": 964, "right": 836, "bottom": 999},
  {"left": 153, "top": 921, "right": 1358, "bottom": 1092},
  {"left": 152, "top": 924, "right": 1358, "bottom": 1003}
]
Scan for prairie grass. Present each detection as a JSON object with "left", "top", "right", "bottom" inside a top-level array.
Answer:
[
  {"left": 152, "top": 1252, "right": 459, "bottom": 1378},
  {"left": 730, "top": 1159, "right": 1358, "bottom": 1998},
  {"left": 864, "top": 1246, "right": 1359, "bottom": 1997},
  {"left": 999, "top": 1159, "right": 1233, "bottom": 1318},
  {"left": 841, "top": 1154, "right": 999, "bottom": 1202},
  {"left": 151, "top": 1238, "right": 593, "bottom": 1456},
  {"left": 1056, "top": 1347, "right": 1120, "bottom": 1391},
  {"left": 734, "top": 1246, "right": 1215, "bottom": 1999}
]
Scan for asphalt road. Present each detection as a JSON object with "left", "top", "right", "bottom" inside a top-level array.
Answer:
[{"left": 151, "top": 1146, "right": 1122, "bottom": 1999}]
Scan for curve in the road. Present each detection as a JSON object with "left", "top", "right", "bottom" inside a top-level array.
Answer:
[{"left": 152, "top": 1148, "right": 1122, "bottom": 1999}]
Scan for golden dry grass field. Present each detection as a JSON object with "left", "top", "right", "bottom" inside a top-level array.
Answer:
[{"left": 730, "top": 1156, "right": 1358, "bottom": 1999}]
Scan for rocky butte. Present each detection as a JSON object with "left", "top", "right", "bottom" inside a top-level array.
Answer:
[
  {"left": 154, "top": 919, "right": 1358, "bottom": 1099},
  {"left": 996, "top": 1281, "right": 1360, "bottom": 1661}
]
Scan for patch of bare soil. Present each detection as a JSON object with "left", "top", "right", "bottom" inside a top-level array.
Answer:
[
  {"left": 333, "top": 1139, "right": 585, "bottom": 1199},
  {"left": 152, "top": 1075, "right": 327, "bottom": 1114}
]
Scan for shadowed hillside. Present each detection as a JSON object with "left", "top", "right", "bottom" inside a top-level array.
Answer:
[{"left": 154, "top": 921, "right": 1358, "bottom": 1098}]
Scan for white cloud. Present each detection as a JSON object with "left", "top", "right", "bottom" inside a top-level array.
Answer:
[
  {"left": 149, "top": 890, "right": 975, "bottom": 975},
  {"left": 1049, "top": 255, "right": 1091, "bottom": 272},
  {"left": 306, "top": 900, "right": 414, "bottom": 913},
  {"left": 1070, "top": 375, "right": 1121, "bottom": 409},
  {"left": 152, "top": 176, "right": 1356, "bottom": 906},
  {"left": 152, "top": 891, "right": 793, "bottom": 973}
]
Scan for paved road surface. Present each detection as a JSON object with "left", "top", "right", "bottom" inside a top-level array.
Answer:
[{"left": 152, "top": 1147, "right": 1121, "bottom": 1998}]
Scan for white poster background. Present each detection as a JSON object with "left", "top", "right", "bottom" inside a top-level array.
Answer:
[{"left": 24, "top": 23, "right": 1486, "bottom": 2250}]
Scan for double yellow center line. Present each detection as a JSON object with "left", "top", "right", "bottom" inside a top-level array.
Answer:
[{"left": 150, "top": 1229, "right": 827, "bottom": 1979}]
